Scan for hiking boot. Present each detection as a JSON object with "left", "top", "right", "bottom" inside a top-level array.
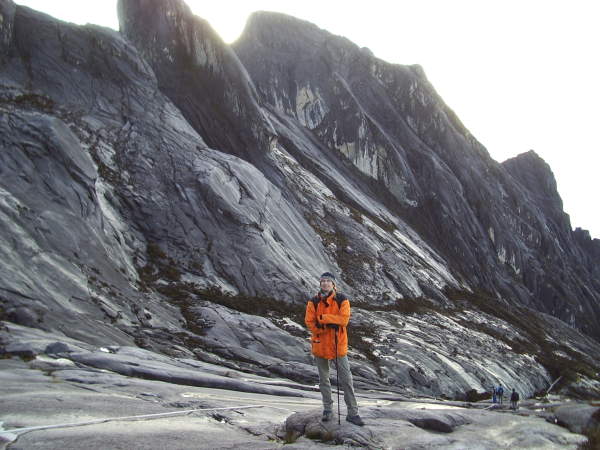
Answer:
[
  {"left": 321, "top": 410, "right": 333, "bottom": 422},
  {"left": 346, "top": 415, "right": 365, "bottom": 426}
]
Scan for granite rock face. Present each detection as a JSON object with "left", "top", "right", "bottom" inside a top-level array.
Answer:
[
  {"left": 233, "top": 11, "right": 600, "bottom": 337},
  {"left": 1, "top": 0, "right": 600, "bottom": 402}
]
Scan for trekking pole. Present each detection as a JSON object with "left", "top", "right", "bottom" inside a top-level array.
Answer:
[{"left": 334, "top": 328, "right": 340, "bottom": 425}]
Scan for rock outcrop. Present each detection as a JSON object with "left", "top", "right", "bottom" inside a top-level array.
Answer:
[{"left": 0, "top": 0, "right": 599, "bottom": 406}]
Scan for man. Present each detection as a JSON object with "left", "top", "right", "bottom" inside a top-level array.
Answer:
[
  {"left": 305, "top": 272, "right": 364, "bottom": 426},
  {"left": 510, "top": 389, "right": 520, "bottom": 410},
  {"left": 496, "top": 385, "right": 504, "bottom": 405}
]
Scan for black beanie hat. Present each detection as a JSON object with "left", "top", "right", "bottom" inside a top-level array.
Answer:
[{"left": 320, "top": 272, "right": 336, "bottom": 284}]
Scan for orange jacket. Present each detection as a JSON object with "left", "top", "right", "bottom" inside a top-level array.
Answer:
[{"left": 305, "top": 290, "right": 350, "bottom": 360}]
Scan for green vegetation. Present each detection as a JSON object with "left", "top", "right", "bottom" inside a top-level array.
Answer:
[
  {"left": 389, "top": 296, "right": 442, "bottom": 315},
  {"left": 3, "top": 93, "right": 55, "bottom": 112},
  {"left": 465, "top": 389, "right": 491, "bottom": 403},
  {"left": 137, "top": 243, "right": 182, "bottom": 288},
  {"left": 94, "top": 158, "right": 120, "bottom": 184},
  {"left": 353, "top": 295, "right": 442, "bottom": 316},
  {"left": 349, "top": 206, "right": 364, "bottom": 224},
  {"left": 347, "top": 319, "right": 381, "bottom": 371},
  {"left": 132, "top": 240, "right": 599, "bottom": 391},
  {"left": 136, "top": 242, "right": 313, "bottom": 345},
  {"left": 156, "top": 283, "right": 307, "bottom": 337},
  {"left": 349, "top": 288, "right": 599, "bottom": 392},
  {"left": 303, "top": 207, "right": 392, "bottom": 288}
]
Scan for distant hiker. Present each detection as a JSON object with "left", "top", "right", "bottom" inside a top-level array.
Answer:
[
  {"left": 305, "top": 272, "right": 364, "bottom": 426},
  {"left": 492, "top": 387, "right": 497, "bottom": 403},
  {"left": 496, "top": 385, "right": 504, "bottom": 404},
  {"left": 510, "top": 389, "right": 520, "bottom": 410}
]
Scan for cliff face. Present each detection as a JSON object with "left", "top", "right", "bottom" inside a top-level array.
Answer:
[
  {"left": 232, "top": 11, "right": 600, "bottom": 336},
  {"left": 116, "top": 0, "right": 464, "bottom": 305},
  {"left": 1, "top": 0, "right": 599, "bottom": 398}
]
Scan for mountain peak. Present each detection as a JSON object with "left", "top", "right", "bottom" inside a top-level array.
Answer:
[
  {"left": 238, "top": 10, "right": 363, "bottom": 60},
  {"left": 242, "top": 10, "right": 327, "bottom": 38},
  {"left": 502, "top": 150, "right": 559, "bottom": 199},
  {"left": 118, "top": 0, "right": 222, "bottom": 57}
]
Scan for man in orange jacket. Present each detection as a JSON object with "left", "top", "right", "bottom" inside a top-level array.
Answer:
[{"left": 305, "top": 272, "right": 364, "bottom": 426}]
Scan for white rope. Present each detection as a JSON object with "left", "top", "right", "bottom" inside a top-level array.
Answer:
[
  {"left": 546, "top": 375, "right": 562, "bottom": 394},
  {"left": 0, "top": 404, "right": 271, "bottom": 435}
]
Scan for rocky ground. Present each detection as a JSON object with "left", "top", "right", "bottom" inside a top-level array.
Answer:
[{"left": 1, "top": 328, "right": 598, "bottom": 449}]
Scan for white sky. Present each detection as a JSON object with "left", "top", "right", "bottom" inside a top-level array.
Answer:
[{"left": 15, "top": 0, "right": 600, "bottom": 239}]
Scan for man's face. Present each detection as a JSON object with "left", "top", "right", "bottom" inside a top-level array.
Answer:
[{"left": 320, "top": 279, "right": 334, "bottom": 291}]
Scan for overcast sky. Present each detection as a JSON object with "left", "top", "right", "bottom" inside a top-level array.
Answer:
[{"left": 15, "top": 0, "right": 600, "bottom": 239}]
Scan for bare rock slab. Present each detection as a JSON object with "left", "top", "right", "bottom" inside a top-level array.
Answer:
[{"left": 284, "top": 405, "right": 587, "bottom": 449}]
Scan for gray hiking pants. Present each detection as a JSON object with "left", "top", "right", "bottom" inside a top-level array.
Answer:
[{"left": 315, "top": 355, "right": 359, "bottom": 416}]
